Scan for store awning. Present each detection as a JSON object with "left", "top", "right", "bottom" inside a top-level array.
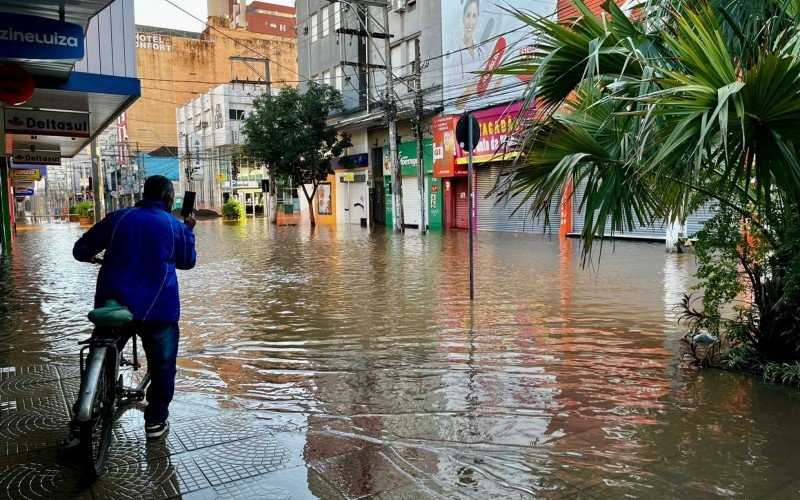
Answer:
[
  {"left": 0, "top": 0, "right": 140, "bottom": 159},
  {"left": 4, "top": 72, "right": 140, "bottom": 158}
]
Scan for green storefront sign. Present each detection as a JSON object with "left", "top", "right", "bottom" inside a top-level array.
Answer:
[{"left": 382, "top": 139, "right": 442, "bottom": 230}]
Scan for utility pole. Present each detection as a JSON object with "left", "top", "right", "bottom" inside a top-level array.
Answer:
[
  {"left": 90, "top": 139, "right": 105, "bottom": 223},
  {"left": 383, "top": 2, "right": 403, "bottom": 233},
  {"left": 265, "top": 60, "right": 276, "bottom": 224},
  {"left": 413, "top": 38, "right": 426, "bottom": 235}
]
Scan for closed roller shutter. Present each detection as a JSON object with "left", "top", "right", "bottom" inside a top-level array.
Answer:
[
  {"left": 401, "top": 176, "right": 421, "bottom": 227},
  {"left": 476, "top": 165, "right": 559, "bottom": 234},
  {"left": 686, "top": 202, "right": 717, "bottom": 238},
  {"left": 571, "top": 179, "right": 664, "bottom": 240},
  {"left": 453, "top": 178, "right": 469, "bottom": 229}
]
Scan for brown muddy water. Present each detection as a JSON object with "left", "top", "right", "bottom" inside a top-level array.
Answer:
[{"left": 2, "top": 220, "right": 799, "bottom": 498}]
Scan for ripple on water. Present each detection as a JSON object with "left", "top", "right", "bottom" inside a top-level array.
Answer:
[{"left": 2, "top": 221, "right": 800, "bottom": 497}]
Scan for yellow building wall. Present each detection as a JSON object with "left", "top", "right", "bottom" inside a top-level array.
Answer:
[{"left": 128, "top": 19, "right": 297, "bottom": 152}]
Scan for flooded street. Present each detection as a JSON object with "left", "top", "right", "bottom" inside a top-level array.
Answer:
[{"left": 3, "top": 220, "right": 800, "bottom": 498}]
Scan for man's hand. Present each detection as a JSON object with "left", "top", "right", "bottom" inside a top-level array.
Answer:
[{"left": 184, "top": 213, "right": 196, "bottom": 230}]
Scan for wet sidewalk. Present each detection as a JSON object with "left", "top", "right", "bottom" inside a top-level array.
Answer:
[{"left": 0, "top": 363, "right": 378, "bottom": 499}]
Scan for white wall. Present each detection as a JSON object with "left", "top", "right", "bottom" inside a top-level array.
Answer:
[{"left": 73, "top": 0, "right": 137, "bottom": 78}]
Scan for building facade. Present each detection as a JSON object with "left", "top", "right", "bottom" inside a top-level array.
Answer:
[
  {"left": 297, "top": 0, "right": 712, "bottom": 243},
  {"left": 296, "top": 0, "right": 444, "bottom": 229},
  {"left": 176, "top": 83, "right": 272, "bottom": 212}
]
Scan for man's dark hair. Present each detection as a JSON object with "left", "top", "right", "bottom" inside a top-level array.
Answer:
[{"left": 143, "top": 175, "right": 174, "bottom": 203}]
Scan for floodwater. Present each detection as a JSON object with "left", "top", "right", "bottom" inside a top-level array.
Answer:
[{"left": 2, "top": 220, "right": 800, "bottom": 498}]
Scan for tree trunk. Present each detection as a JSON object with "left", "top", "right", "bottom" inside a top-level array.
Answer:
[{"left": 300, "top": 182, "right": 318, "bottom": 227}]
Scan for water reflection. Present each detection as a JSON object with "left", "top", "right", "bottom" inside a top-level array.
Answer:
[{"left": 2, "top": 221, "right": 800, "bottom": 496}]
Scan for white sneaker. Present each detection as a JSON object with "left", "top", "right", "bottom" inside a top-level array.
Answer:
[{"left": 145, "top": 421, "right": 169, "bottom": 440}]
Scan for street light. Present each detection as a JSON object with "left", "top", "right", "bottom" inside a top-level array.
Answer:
[{"left": 138, "top": 128, "right": 169, "bottom": 149}]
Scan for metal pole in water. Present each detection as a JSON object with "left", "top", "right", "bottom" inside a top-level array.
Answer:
[{"left": 468, "top": 115, "right": 475, "bottom": 301}]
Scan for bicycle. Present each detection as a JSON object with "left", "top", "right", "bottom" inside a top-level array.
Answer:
[{"left": 72, "top": 293, "right": 151, "bottom": 478}]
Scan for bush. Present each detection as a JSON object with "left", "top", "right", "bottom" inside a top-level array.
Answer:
[
  {"left": 70, "top": 201, "right": 94, "bottom": 218},
  {"left": 221, "top": 199, "right": 245, "bottom": 220}
]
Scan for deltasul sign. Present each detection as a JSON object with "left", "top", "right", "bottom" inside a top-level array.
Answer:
[
  {"left": 0, "top": 13, "right": 85, "bottom": 60},
  {"left": 12, "top": 150, "right": 61, "bottom": 166},
  {"left": 4, "top": 109, "right": 90, "bottom": 138}
]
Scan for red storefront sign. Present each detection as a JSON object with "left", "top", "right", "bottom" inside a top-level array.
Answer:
[
  {"left": 0, "top": 63, "right": 34, "bottom": 105},
  {"left": 434, "top": 103, "right": 529, "bottom": 178},
  {"left": 455, "top": 102, "right": 524, "bottom": 165}
]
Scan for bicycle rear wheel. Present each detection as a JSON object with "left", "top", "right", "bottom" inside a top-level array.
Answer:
[
  {"left": 118, "top": 335, "right": 150, "bottom": 407},
  {"left": 79, "top": 349, "right": 116, "bottom": 478}
]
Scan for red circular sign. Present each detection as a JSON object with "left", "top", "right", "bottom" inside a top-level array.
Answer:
[{"left": 0, "top": 63, "right": 35, "bottom": 105}]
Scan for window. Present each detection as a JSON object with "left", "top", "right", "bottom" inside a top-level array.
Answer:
[
  {"left": 322, "top": 6, "right": 330, "bottom": 37},
  {"left": 333, "top": 4, "right": 341, "bottom": 31},
  {"left": 229, "top": 109, "right": 245, "bottom": 120},
  {"left": 391, "top": 44, "right": 402, "bottom": 74},
  {"left": 406, "top": 39, "right": 418, "bottom": 75},
  {"left": 334, "top": 66, "right": 343, "bottom": 92},
  {"left": 322, "top": 70, "right": 331, "bottom": 87},
  {"left": 310, "top": 11, "right": 318, "bottom": 43}
]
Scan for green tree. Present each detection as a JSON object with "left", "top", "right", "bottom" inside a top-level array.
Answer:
[
  {"left": 243, "top": 82, "right": 352, "bottom": 226},
  {"left": 495, "top": 0, "right": 800, "bottom": 364}
]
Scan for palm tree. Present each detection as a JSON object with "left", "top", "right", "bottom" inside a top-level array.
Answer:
[{"left": 495, "top": 0, "right": 800, "bottom": 361}]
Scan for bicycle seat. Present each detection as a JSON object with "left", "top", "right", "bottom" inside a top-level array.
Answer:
[{"left": 88, "top": 299, "right": 133, "bottom": 327}]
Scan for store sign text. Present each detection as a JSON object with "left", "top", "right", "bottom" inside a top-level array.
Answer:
[
  {"left": 136, "top": 33, "right": 172, "bottom": 52},
  {"left": 0, "top": 13, "right": 84, "bottom": 60},
  {"left": 5, "top": 109, "right": 90, "bottom": 138}
]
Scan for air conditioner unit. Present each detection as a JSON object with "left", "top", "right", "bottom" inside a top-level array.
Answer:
[{"left": 391, "top": 0, "right": 406, "bottom": 12}]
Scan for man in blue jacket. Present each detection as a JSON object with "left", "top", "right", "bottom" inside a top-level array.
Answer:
[{"left": 60, "top": 175, "right": 196, "bottom": 449}]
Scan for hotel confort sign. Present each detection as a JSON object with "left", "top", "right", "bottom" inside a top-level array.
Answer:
[
  {"left": 0, "top": 12, "right": 85, "bottom": 60},
  {"left": 4, "top": 108, "right": 90, "bottom": 138}
]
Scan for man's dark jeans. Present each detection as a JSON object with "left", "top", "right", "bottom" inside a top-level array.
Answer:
[
  {"left": 72, "top": 322, "right": 179, "bottom": 426},
  {"left": 119, "top": 322, "right": 180, "bottom": 424}
]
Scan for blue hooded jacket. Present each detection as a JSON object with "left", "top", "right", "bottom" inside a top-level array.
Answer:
[{"left": 73, "top": 200, "right": 196, "bottom": 323}]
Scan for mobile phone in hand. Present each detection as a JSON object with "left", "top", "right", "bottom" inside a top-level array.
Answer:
[{"left": 181, "top": 191, "right": 196, "bottom": 218}]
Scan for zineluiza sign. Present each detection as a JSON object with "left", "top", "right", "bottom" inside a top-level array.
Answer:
[{"left": 0, "top": 13, "right": 84, "bottom": 60}]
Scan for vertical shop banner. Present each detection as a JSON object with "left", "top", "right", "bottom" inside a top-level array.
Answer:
[
  {"left": 441, "top": 0, "right": 557, "bottom": 114},
  {"left": 433, "top": 115, "right": 459, "bottom": 178}
]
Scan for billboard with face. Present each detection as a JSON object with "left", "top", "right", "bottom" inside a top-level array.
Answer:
[{"left": 441, "top": 0, "right": 557, "bottom": 113}]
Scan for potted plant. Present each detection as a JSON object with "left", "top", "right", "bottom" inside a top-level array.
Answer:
[
  {"left": 222, "top": 198, "right": 245, "bottom": 220},
  {"left": 71, "top": 201, "right": 94, "bottom": 225}
]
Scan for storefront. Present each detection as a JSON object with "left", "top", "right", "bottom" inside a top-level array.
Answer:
[
  {"left": 332, "top": 153, "right": 369, "bottom": 226},
  {"left": 382, "top": 139, "right": 442, "bottom": 230},
  {"left": 1, "top": 0, "right": 140, "bottom": 253},
  {"left": 434, "top": 106, "right": 559, "bottom": 234}
]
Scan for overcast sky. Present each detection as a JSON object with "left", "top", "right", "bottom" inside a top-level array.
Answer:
[{"left": 134, "top": 0, "right": 296, "bottom": 32}]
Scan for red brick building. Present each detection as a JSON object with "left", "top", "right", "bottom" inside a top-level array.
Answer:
[{"left": 207, "top": 0, "right": 296, "bottom": 38}]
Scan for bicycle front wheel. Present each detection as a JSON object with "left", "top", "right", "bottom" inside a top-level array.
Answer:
[{"left": 79, "top": 349, "right": 116, "bottom": 478}]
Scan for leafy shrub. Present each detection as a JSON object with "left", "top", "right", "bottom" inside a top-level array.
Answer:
[
  {"left": 222, "top": 199, "right": 245, "bottom": 220},
  {"left": 70, "top": 201, "right": 94, "bottom": 218}
]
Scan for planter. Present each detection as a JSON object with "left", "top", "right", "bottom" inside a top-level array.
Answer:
[{"left": 78, "top": 217, "right": 93, "bottom": 226}]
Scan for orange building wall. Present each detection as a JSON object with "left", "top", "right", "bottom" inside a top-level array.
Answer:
[
  {"left": 127, "top": 20, "right": 297, "bottom": 152},
  {"left": 313, "top": 174, "right": 337, "bottom": 225},
  {"left": 558, "top": 0, "right": 623, "bottom": 20}
]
